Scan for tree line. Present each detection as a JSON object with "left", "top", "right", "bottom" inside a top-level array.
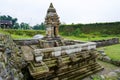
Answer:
[{"left": 0, "top": 15, "right": 45, "bottom": 30}]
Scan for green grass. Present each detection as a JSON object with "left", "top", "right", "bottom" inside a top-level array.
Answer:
[
  {"left": 62, "top": 35, "right": 118, "bottom": 41},
  {"left": 0, "top": 29, "right": 31, "bottom": 39},
  {"left": 98, "top": 60, "right": 119, "bottom": 70},
  {"left": 11, "top": 34, "right": 32, "bottom": 39},
  {"left": 98, "top": 44, "right": 120, "bottom": 60},
  {"left": 0, "top": 29, "right": 9, "bottom": 34},
  {"left": 0, "top": 29, "right": 119, "bottom": 40},
  {"left": 0, "top": 29, "right": 44, "bottom": 39}
]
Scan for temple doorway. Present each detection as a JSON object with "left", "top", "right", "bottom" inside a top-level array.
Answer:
[{"left": 54, "top": 27, "right": 56, "bottom": 37}]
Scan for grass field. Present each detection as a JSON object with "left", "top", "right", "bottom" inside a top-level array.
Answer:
[
  {"left": 98, "top": 44, "right": 120, "bottom": 60},
  {"left": 62, "top": 35, "right": 118, "bottom": 41},
  {"left": 11, "top": 34, "right": 31, "bottom": 39},
  {"left": 0, "top": 29, "right": 44, "bottom": 39}
]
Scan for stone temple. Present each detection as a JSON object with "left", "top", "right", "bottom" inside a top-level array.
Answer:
[
  {"left": 0, "top": 3, "right": 103, "bottom": 80},
  {"left": 44, "top": 3, "right": 60, "bottom": 39}
]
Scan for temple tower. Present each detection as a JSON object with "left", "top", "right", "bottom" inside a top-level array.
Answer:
[{"left": 45, "top": 3, "right": 60, "bottom": 38}]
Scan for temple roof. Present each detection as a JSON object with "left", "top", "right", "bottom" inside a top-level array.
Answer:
[
  {"left": 47, "top": 3, "right": 56, "bottom": 13},
  {"left": 45, "top": 3, "right": 59, "bottom": 19}
]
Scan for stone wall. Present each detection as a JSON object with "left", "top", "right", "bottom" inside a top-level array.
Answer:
[
  {"left": 98, "top": 53, "right": 120, "bottom": 66},
  {"left": 93, "top": 38, "right": 119, "bottom": 47},
  {"left": 0, "top": 34, "right": 26, "bottom": 80}
]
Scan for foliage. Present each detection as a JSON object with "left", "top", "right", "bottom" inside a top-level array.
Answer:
[
  {"left": 33, "top": 22, "right": 45, "bottom": 30},
  {"left": 0, "top": 15, "right": 32, "bottom": 29},
  {"left": 0, "top": 15, "right": 17, "bottom": 26},
  {"left": 91, "top": 75, "right": 102, "bottom": 80},
  {"left": 20, "top": 22, "right": 30, "bottom": 30},
  {"left": 60, "top": 22, "right": 120, "bottom": 36},
  {"left": 13, "top": 23, "right": 20, "bottom": 29}
]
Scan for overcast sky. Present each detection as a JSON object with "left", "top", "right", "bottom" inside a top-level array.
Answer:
[{"left": 0, "top": 0, "right": 120, "bottom": 26}]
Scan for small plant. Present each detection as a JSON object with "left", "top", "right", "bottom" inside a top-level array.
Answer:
[{"left": 91, "top": 75, "right": 102, "bottom": 80}]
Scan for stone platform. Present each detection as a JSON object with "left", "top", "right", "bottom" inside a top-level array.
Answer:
[{"left": 20, "top": 39, "right": 103, "bottom": 80}]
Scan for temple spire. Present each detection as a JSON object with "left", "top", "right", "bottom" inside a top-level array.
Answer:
[{"left": 49, "top": 3, "right": 54, "bottom": 8}]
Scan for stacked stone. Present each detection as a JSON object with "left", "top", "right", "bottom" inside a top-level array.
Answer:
[
  {"left": 28, "top": 41, "right": 103, "bottom": 80},
  {"left": 0, "top": 34, "right": 26, "bottom": 80}
]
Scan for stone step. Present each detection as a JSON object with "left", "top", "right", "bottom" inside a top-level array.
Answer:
[
  {"left": 58, "top": 63, "right": 103, "bottom": 80},
  {"left": 68, "top": 65, "right": 102, "bottom": 79},
  {"left": 73, "top": 67, "right": 103, "bottom": 80}
]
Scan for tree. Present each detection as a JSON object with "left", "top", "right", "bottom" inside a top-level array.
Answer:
[
  {"left": 33, "top": 22, "right": 45, "bottom": 30},
  {"left": 20, "top": 22, "right": 30, "bottom": 30},
  {"left": 0, "top": 15, "right": 18, "bottom": 27},
  {"left": 33, "top": 24, "right": 40, "bottom": 30},
  {"left": 40, "top": 22, "right": 45, "bottom": 30},
  {"left": 13, "top": 23, "right": 20, "bottom": 29}
]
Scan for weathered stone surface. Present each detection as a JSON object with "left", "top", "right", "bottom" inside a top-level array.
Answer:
[
  {"left": 0, "top": 34, "right": 27, "bottom": 80},
  {"left": 21, "top": 46, "right": 34, "bottom": 61},
  {"left": 108, "top": 72, "right": 118, "bottom": 77},
  {"left": 103, "top": 56, "right": 111, "bottom": 62}
]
